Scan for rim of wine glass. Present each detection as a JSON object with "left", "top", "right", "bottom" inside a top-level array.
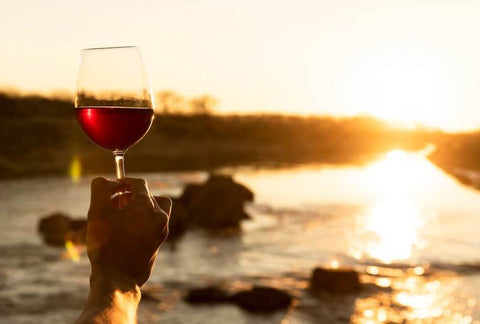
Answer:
[{"left": 82, "top": 45, "right": 138, "bottom": 51}]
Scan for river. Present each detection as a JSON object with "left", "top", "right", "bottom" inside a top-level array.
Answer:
[{"left": 0, "top": 149, "right": 479, "bottom": 323}]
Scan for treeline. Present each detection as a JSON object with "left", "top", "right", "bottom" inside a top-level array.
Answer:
[
  {"left": 155, "top": 91, "right": 218, "bottom": 114},
  {"left": 0, "top": 92, "right": 470, "bottom": 179},
  {"left": 428, "top": 132, "right": 480, "bottom": 170}
]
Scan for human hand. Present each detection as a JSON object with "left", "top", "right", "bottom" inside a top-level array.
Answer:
[
  {"left": 87, "top": 177, "right": 170, "bottom": 288},
  {"left": 76, "top": 177, "right": 170, "bottom": 324}
]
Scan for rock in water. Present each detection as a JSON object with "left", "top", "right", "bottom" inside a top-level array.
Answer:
[
  {"left": 184, "top": 286, "right": 231, "bottom": 304},
  {"left": 38, "top": 212, "right": 71, "bottom": 246},
  {"left": 38, "top": 212, "right": 87, "bottom": 246},
  {"left": 38, "top": 174, "right": 256, "bottom": 247},
  {"left": 179, "top": 183, "right": 204, "bottom": 206},
  {"left": 185, "top": 174, "right": 254, "bottom": 229},
  {"left": 168, "top": 174, "right": 254, "bottom": 236},
  {"left": 230, "top": 286, "right": 293, "bottom": 313},
  {"left": 183, "top": 285, "right": 292, "bottom": 313},
  {"left": 310, "top": 267, "right": 361, "bottom": 294}
]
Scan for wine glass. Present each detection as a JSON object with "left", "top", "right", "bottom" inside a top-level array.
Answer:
[{"left": 74, "top": 46, "right": 154, "bottom": 207}]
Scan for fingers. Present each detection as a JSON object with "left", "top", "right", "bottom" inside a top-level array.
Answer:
[
  {"left": 122, "top": 179, "right": 169, "bottom": 241},
  {"left": 154, "top": 196, "right": 172, "bottom": 216},
  {"left": 122, "top": 177, "right": 150, "bottom": 196},
  {"left": 91, "top": 177, "right": 169, "bottom": 215},
  {"left": 90, "top": 177, "right": 117, "bottom": 214},
  {"left": 122, "top": 177, "right": 155, "bottom": 209}
]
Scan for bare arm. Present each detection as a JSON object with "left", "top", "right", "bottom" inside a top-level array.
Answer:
[
  {"left": 76, "top": 271, "right": 140, "bottom": 324},
  {"left": 76, "top": 177, "right": 170, "bottom": 324}
]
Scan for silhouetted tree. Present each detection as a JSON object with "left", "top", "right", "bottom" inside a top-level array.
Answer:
[
  {"left": 190, "top": 94, "right": 217, "bottom": 114},
  {"left": 155, "top": 91, "right": 187, "bottom": 114}
]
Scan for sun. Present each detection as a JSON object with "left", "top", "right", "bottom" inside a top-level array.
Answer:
[{"left": 350, "top": 54, "right": 443, "bottom": 128}]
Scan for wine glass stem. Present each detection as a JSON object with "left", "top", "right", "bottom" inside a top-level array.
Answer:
[{"left": 113, "top": 151, "right": 126, "bottom": 180}]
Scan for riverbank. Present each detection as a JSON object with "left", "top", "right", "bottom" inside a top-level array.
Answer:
[{"left": 0, "top": 93, "right": 440, "bottom": 179}]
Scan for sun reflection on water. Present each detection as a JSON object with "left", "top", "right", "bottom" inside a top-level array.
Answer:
[
  {"left": 236, "top": 149, "right": 478, "bottom": 323},
  {"left": 350, "top": 150, "right": 467, "bottom": 323},
  {"left": 358, "top": 149, "right": 433, "bottom": 264},
  {"left": 364, "top": 198, "right": 422, "bottom": 263}
]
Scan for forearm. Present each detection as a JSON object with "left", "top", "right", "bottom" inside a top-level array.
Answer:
[{"left": 76, "top": 271, "right": 141, "bottom": 324}]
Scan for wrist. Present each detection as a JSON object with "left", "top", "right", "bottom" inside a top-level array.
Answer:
[
  {"left": 88, "top": 268, "right": 141, "bottom": 314},
  {"left": 76, "top": 268, "right": 141, "bottom": 324},
  {"left": 90, "top": 267, "right": 141, "bottom": 299}
]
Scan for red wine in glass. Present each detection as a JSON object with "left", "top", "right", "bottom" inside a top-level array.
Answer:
[
  {"left": 74, "top": 46, "right": 155, "bottom": 208},
  {"left": 76, "top": 107, "right": 154, "bottom": 151}
]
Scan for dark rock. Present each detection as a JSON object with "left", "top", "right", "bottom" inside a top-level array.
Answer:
[
  {"left": 38, "top": 213, "right": 71, "bottom": 246},
  {"left": 230, "top": 286, "right": 293, "bottom": 313},
  {"left": 310, "top": 267, "right": 361, "bottom": 294},
  {"left": 168, "top": 198, "right": 188, "bottom": 238},
  {"left": 184, "top": 286, "right": 231, "bottom": 304},
  {"left": 70, "top": 219, "right": 88, "bottom": 231},
  {"left": 179, "top": 184, "right": 203, "bottom": 206},
  {"left": 185, "top": 174, "right": 254, "bottom": 229},
  {"left": 38, "top": 212, "right": 87, "bottom": 246},
  {"left": 183, "top": 285, "right": 292, "bottom": 313},
  {"left": 166, "top": 174, "right": 254, "bottom": 239},
  {"left": 38, "top": 174, "right": 255, "bottom": 246}
]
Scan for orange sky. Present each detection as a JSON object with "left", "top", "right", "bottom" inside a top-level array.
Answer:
[{"left": 1, "top": 0, "right": 480, "bottom": 131}]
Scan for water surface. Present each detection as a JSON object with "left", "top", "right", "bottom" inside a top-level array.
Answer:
[{"left": 0, "top": 150, "right": 479, "bottom": 323}]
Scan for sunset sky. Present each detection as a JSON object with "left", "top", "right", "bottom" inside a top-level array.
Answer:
[{"left": 1, "top": 0, "right": 480, "bottom": 131}]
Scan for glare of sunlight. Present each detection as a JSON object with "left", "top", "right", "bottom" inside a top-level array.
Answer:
[
  {"left": 366, "top": 149, "right": 432, "bottom": 197},
  {"left": 363, "top": 309, "right": 374, "bottom": 318},
  {"left": 64, "top": 240, "right": 80, "bottom": 263},
  {"left": 395, "top": 291, "right": 442, "bottom": 320},
  {"left": 329, "top": 259, "right": 340, "bottom": 269},
  {"left": 390, "top": 277, "right": 445, "bottom": 320},
  {"left": 365, "top": 198, "right": 422, "bottom": 263},
  {"left": 69, "top": 156, "right": 82, "bottom": 183},
  {"left": 375, "top": 277, "right": 392, "bottom": 288},
  {"left": 377, "top": 308, "right": 387, "bottom": 322},
  {"left": 359, "top": 149, "right": 431, "bottom": 263},
  {"left": 351, "top": 56, "right": 442, "bottom": 128},
  {"left": 352, "top": 251, "right": 363, "bottom": 260},
  {"left": 413, "top": 266, "right": 425, "bottom": 276},
  {"left": 467, "top": 298, "right": 476, "bottom": 308}
]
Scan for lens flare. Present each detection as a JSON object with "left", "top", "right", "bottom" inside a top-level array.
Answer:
[
  {"left": 64, "top": 240, "right": 80, "bottom": 263},
  {"left": 69, "top": 156, "right": 82, "bottom": 183}
]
